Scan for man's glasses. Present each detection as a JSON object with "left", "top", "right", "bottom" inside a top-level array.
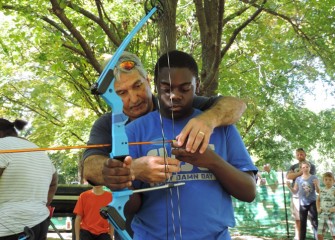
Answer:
[
  {"left": 117, "top": 60, "right": 136, "bottom": 71},
  {"left": 91, "top": 60, "right": 137, "bottom": 95}
]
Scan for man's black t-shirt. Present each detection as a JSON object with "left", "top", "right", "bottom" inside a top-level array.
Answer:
[{"left": 82, "top": 95, "right": 221, "bottom": 160}]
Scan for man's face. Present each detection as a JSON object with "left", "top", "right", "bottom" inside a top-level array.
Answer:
[
  {"left": 156, "top": 67, "right": 198, "bottom": 119},
  {"left": 295, "top": 150, "right": 306, "bottom": 162},
  {"left": 114, "top": 70, "right": 153, "bottom": 120}
]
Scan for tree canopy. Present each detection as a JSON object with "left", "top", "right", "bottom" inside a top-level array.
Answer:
[{"left": 0, "top": 0, "right": 334, "bottom": 182}]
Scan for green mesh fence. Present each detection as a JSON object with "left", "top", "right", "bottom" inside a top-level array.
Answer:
[{"left": 229, "top": 171, "right": 331, "bottom": 239}]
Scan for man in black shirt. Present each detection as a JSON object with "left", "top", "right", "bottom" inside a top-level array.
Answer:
[{"left": 83, "top": 51, "right": 247, "bottom": 190}]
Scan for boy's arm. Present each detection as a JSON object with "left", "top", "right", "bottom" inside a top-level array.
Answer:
[
  {"left": 172, "top": 144, "right": 256, "bottom": 202},
  {"left": 316, "top": 195, "right": 321, "bottom": 213},
  {"left": 74, "top": 215, "right": 82, "bottom": 240}
]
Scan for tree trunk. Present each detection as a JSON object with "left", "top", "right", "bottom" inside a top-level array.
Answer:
[
  {"left": 194, "top": 0, "right": 224, "bottom": 96},
  {"left": 157, "top": 0, "right": 179, "bottom": 54}
]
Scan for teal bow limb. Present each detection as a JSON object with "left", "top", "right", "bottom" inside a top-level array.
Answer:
[
  {"left": 100, "top": 183, "right": 185, "bottom": 240},
  {"left": 100, "top": 190, "right": 133, "bottom": 239},
  {"left": 93, "top": 5, "right": 159, "bottom": 240},
  {"left": 92, "top": 6, "right": 158, "bottom": 160}
]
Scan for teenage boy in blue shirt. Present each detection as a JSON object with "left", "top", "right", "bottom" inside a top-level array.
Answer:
[{"left": 124, "top": 50, "right": 258, "bottom": 240}]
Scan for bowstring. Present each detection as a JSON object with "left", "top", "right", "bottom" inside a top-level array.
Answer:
[
  {"left": 165, "top": 41, "right": 183, "bottom": 240},
  {"left": 148, "top": 23, "right": 182, "bottom": 240},
  {"left": 147, "top": 3, "right": 183, "bottom": 238},
  {"left": 147, "top": 15, "right": 171, "bottom": 240}
]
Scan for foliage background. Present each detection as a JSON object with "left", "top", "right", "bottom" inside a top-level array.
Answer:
[{"left": 0, "top": 0, "right": 334, "bottom": 183}]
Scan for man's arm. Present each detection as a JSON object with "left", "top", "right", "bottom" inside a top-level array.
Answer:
[
  {"left": 83, "top": 155, "right": 109, "bottom": 186},
  {"left": 0, "top": 168, "right": 4, "bottom": 177},
  {"left": 286, "top": 170, "right": 302, "bottom": 180},
  {"left": 84, "top": 96, "right": 245, "bottom": 188},
  {"left": 177, "top": 96, "right": 246, "bottom": 153}
]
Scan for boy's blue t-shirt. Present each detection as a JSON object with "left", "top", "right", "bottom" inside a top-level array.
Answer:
[{"left": 126, "top": 109, "right": 257, "bottom": 240}]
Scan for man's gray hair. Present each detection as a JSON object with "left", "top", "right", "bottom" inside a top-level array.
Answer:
[{"left": 100, "top": 51, "right": 147, "bottom": 80}]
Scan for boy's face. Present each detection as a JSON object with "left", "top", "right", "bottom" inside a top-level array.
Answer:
[
  {"left": 156, "top": 67, "right": 199, "bottom": 119},
  {"left": 323, "top": 176, "right": 334, "bottom": 188}
]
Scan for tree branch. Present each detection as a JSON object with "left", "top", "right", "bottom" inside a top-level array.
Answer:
[
  {"left": 49, "top": 0, "right": 101, "bottom": 73},
  {"left": 64, "top": 0, "right": 121, "bottom": 47},
  {"left": 221, "top": 0, "right": 266, "bottom": 58}
]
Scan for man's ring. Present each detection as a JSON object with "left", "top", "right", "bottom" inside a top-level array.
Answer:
[{"left": 198, "top": 131, "right": 205, "bottom": 136}]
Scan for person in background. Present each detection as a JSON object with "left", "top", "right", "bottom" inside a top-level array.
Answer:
[
  {"left": 316, "top": 172, "right": 335, "bottom": 240},
  {"left": 82, "top": 51, "right": 247, "bottom": 190},
  {"left": 287, "top": 161, "right": 319, "bottom": 240},
  {"left": 258, "top": 163, "right": 279, "bottom": 216},
  {"left": 74, "top": 185, "right": 116, "bottom": 240},
  {"left": 287, "top": 148, "right": 317, "bottom": 240},
  {"left": 124, "top": 50, "right": 258, "bottom": 239},
  {"left": 0, "top": 118, "right": 58, "bottom": 240}
]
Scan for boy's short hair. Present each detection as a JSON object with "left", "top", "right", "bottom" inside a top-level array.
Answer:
[
  {"left": 322, "top": 172, "right": 334, "bottom": 180},
  {"left": 154, "top": 50, "right": 198, "bottom": 85}
]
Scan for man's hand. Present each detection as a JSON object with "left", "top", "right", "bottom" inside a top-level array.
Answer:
[
  {"left": 176, "top": 96, "right": 246, "bottom": 154},
  {"left": 286, "top": 169, "right": 303, "bottom": 180},
  {"left": 102, "top": 156, "right": 134, "bottom": 190},
  {"left": 133, "top": 156, "right": 180, "bottom": 183},
  {"left": 175, "top": 115, "right": 212, "bottom": 154}
]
